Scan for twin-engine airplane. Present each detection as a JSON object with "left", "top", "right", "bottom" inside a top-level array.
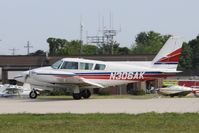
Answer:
[{"left": 15, "top": 37, "right": 184, "bottom": 99}]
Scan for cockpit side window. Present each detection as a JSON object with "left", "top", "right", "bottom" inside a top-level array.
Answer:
[
  {"left": 60, "top": 61, "right": 78, "bottom": 69},
  {"left": 80, "top": 62, "right": 93, "bottom": 70},
  {"left": 94, "top": 64, "right": 106, "bottom": 70},
  {"left": 51, "top": 60, "right": 63, "bottom": 69}
]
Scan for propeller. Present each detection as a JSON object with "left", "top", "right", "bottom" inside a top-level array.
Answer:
[{"left": 24, "top": 67, "right": 32, "bottom": 82}]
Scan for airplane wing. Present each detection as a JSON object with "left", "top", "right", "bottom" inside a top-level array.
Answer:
[
  {"left": 53, "top": 76, "right": 105, "bottom": 88},
  {"left": 5, "top": 88, "right": 22, "bottom": 91},
  {"left": 30, "top": 70, "right": 105, "bottom": 89},
  {"left": 80, "top": 78, "right": 105, "bottom": 88}
]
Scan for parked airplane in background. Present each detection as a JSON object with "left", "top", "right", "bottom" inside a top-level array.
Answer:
[
  {"left": 0, "top": 84, "right": 31, "bottom": 97},
  {"left": 15, "top": 37, "right": 184, "bottom": 99},
  {"left": 157, "top": 85, "right": 199, "bottom": 97}
]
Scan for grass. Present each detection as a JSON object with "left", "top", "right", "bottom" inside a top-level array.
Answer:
[{"left": 0, "top": 113, "right": 198, "bottom": 133}]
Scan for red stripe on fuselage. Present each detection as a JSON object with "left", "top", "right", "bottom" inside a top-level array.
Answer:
[{"left": 55, "top": 73, "right": 176, "bottom": 81}]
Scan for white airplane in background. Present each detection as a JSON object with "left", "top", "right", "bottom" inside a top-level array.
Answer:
[
  {"left": 157, "top": 85, "right": 199, "bottom": 97},
  {"left": 15, "top": 37, "right": 184, "bottom": 99},
  {"left": 158, "top": 85, "right": 193, "bottom": 97},
  {"left": 0, "top": 84, "right": 31, "bottom": 97}
]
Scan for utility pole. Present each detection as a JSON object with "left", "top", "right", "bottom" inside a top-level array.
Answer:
[
  {"left": 24, "top": 41, "right": 33, "bottom": 55},
  {"left": 80, "top": 21, "right": 83, "bottom": 55},
  {"left": 9, "top": 48, "right": 18, "bottom": 55}
]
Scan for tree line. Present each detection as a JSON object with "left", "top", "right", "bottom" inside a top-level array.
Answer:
[
  {"left": 178, "top": 36, "right": 199, "bottom": 74},
  {"left": 47, "top": 31, "right": 172, "bottom": 56},
  {"left": 46, "top": 38, "right": 130, "bottom": 56}
]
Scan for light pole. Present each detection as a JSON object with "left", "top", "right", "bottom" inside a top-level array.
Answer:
[
  {"left": 9, "top": 48, "right": 19, "bottom": 55},
  {"left": 24, "top": 41, "right": 33, "bottom": 55},
  {"left": 80, "top": 22, "right": 83, "bottom": 55}
]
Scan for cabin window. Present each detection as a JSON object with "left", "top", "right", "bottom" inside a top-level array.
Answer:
[
  {"left": 94, "top": 64, "right": 106, "bottom": 70},
  {"left": 80, "top": 62, "right": 93, "bottom": 70},
  {"left": 60, "top": 61, "right": 78, "bottom": 69},
  {"left": 51, "top": 60, "right": 63, "bottom": 69}
]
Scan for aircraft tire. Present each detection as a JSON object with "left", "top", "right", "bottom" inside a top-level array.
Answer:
[
  {"left": 81, "top": 89, "right": 91, "bottom": 99},
  {"left": 72, "top": 93, "right": 82, "bottom": 100},
  {"left": 29, "top": 90, "right": 37, "bottom": 99},
  {"left": 170, "top": 95, "right": 174, "bottom": 98}
]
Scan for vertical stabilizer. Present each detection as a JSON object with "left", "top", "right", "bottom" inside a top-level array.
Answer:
[{"left": 152, "top": 36, "right": 184, "bottom": 70}]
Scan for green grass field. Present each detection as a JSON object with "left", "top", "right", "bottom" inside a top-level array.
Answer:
[{"left": 0, "top": 113, "right": 198, "bottom": 133}]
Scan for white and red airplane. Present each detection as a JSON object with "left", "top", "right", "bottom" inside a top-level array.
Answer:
[{"left": 15, "top": 36, "right": 184, "bottom": 99}]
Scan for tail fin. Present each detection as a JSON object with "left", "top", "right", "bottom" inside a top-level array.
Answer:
[{"left": 152, "top": 36, "right": 184, "bottom": 70}]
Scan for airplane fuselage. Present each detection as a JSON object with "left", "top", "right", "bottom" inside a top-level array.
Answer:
[{"left": 16, "top": 59, "right": 176, "bottom": 90}]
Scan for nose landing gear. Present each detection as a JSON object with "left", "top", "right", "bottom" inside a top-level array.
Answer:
[{"left": 29, "top": 90, "right": 38, "bottom": 99}]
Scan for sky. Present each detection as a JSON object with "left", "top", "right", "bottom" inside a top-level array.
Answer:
[{"left": 0, "top": 0, "right": 199, "bottom": 55}]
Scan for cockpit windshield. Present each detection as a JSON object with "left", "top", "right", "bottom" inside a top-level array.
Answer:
[
  {"left": 60, "top": 61, "right": 78, "bottom": 69},
  {"left": 51, "top": 60, "right": 63, "bottom": 69}
]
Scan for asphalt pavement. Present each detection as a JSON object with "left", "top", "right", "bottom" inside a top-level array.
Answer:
[{"left": 0, "top": 97, "right": 199, "bottom": 114}]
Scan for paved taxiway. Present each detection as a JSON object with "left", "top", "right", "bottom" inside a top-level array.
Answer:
[{"left": 0, "top": 98, "right": 199, "bottom": 114}]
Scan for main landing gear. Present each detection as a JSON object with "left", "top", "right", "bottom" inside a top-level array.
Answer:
[{"left": 72, "top": 89, "right": 91, "bottom": 100}]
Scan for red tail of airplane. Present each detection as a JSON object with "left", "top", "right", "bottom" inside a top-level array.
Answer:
[{"left": 152, "top": 37, "right": 184, "bottom": 70}]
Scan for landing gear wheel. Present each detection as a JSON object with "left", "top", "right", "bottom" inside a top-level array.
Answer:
[
  {"left": 29, "top": 90, "right": 37, "bottom": 99},
  {"left": 81, "top": 89, "right": 91, "bottom": 99},
  {"left": 170, "top": 95, "right": 174, "bottom": 98},
  {"left": 72, "top": 93, "right": 82, "bottom": 100}
]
